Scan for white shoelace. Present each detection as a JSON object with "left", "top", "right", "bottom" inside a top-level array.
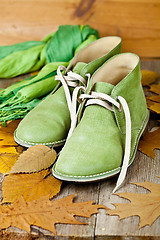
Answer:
[
  {"left": 56, "top": 66, "right": 89, "bottom": 140},
  {"left": 55, "top": 65, "right": 87, "bottom": 113},
  {"left": 79, "top": 92, "right": 132, "bottom": 192},
  {"left": 56, "top": 66, "right": 131, "bottom": 192}
]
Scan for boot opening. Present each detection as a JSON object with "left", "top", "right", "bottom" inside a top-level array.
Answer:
[
  {"left": 92, "top": 53, "right": 139, "bottom": 86},
  {"left": 69, "top": 37, "right": 121, "bottom": 68}
]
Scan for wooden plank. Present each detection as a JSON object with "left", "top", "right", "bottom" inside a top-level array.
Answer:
[{"left": 0, "top": 0, "right": 160, "bottom": 57}]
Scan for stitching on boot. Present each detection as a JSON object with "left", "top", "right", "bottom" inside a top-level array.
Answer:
[
  {"left": 129, "top": 110, "right": 149, "bottom": 160},
  {"left": 15, "top": 132, "right": 66, "bottom": 145},
  {"left": 54, "top": 167, "right": 121, "bottom": 178}
]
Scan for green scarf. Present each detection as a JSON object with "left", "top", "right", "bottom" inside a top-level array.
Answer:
[{"left": 0, "top": 25, "right": 99, "bottom": 124}]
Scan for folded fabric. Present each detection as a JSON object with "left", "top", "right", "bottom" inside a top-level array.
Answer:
[
  {"left": 0, "top": 25, "right": 99, "bottom": 78},
  {"left": 0, "top": 25, "right": 99, "bottom": 124}
]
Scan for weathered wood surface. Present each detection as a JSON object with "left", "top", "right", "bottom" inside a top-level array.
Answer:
[
  {"left": 0, "top": 59, "right": 160, "bottom": 239},
  {"left": 0, "top": 0, "right": 160, "bottom": 57}
]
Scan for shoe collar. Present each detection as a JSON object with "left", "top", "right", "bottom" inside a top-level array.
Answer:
[
  {"left": 67, "top": 36, "right": 122, "bottom": 77},
  {"left": 78, "top": 53, "right": 140, "bottom": 133}
]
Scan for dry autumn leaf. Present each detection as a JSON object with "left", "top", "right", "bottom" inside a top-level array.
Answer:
[
  {"left": 148, "top": 95, "right": 160, "bottom": 103},
  {"left": 10, "top": 145, "right": 57, "bottom": 174},
  {"left": 146, "top": 82, "right": 160, "bottom": 114},
  {"left": 149, "top": 82, "right": 160, "bottom": 95},
  {"left": 0, "top": 194, "right": 106, "bottom": 234},
  {"left": 0, "top": 153, "right": 18, "bottom": 174},
  {"left": 147, "top": 94, "right": 160, "bottom": 114},
  {"left": 2, "top": 169, "right": 62, "bottom": 203},
  {"left": 0, "top": 132, "right": 16, "bottom": 145},
  {"left": 149, "top": 102, "right": 160, "bottom": 114},
  {"left": 0, "top": 120, "right": 21, "bottom": 134},
  {"left": 0, "top": 146, "right": 18, "bottom": 154},
  {"left": 141, "top": 70, "right": 159, "bottom": 86},
  {"left": 107, "top": 180, "right": 160, "bottom": 229},
  {"left": 0, "top": 119, "right": 23, "bottom": 174},
  {"left": 138, "top": 128, "right": 160, "bottom": 158},
  {"left": 146, "top": 97, "right": 154, "bottom": 108},
  {"left": 146, "top": 96, "right": 160, "bottom": 114}
]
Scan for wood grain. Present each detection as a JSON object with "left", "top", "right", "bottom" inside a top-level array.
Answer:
[
  {"left": 0, "top": 0, "right": 160, "bottom": 57},
  {"left": 95, "top": 152, "right": 160, "bottom": 238},
  {"left": 0, "top": 59, "right": 160, "bottom": 239}
]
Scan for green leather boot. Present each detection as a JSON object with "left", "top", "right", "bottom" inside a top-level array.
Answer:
[
  {"left": 14, "top": 37, "right": 121, "bottom": 147},
  {"left": 52, "top": 53, "right": 149, "bottom": 192}
]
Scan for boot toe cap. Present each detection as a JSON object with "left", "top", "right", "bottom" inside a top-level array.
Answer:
[{"left": 53, "top": 139, "right": 123, "bottom": 181}]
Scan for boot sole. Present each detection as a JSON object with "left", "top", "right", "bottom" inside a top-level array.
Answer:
[{"left": 14, "top": 130, "right": 66, "bottom": 148}]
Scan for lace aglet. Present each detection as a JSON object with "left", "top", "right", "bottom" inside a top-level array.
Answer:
[
  {"left": 112, "top": 179, "right": 124, "bottom": 193},
  {"left": 112, "top": 184, "right": 121, "bottom": 194}
]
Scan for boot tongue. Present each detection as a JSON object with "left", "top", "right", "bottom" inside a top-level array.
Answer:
[
  {"left": 93, "top": 82, "right": 114, "bottom": 95},
  {"left": 72, "top": 62, "right": 87, "bottom": 74}
]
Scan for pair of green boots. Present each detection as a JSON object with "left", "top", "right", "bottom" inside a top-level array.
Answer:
[{"left": 14, "top": 37, "right": 149, "bottom": 192}]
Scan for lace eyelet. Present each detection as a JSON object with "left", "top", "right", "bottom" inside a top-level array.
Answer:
[
  {"left": 116, "top": 96, "right": 122, "bottom": 112},
  {"left": 77, "top": 97, "right": 83, "bottom": 104},
  {"left": 118, "top": 105, "right": 122, "bottom": 112}
]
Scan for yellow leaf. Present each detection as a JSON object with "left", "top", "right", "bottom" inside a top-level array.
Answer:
[
  {"left": 149, "top": 82, "right": 160, "bottom": 95},
  {"left": 10, "top": 145, "right": 57, "bottom": 174},
  {"left": 0, "top": 153, "right": 18, "bottom": 174},
  {"left": 0, "top": 146, "right": 18, "bottom": 154},
  {"left": 0, "top": 119, "right": 23, "bottom": 156},
  {"left": 0, "top": 119, "right": 21, "bottom": 134},
  {"left": 0, "top": 120, "right": 24, "bottom": 173},
  {"left": 0, "top": 133, "right": 16, "bottom": 145},
  {"left": 145, "top": 82, "right": 160, "bottom": 114},
  {"left": 146, "top": 94, "right": 160, "bottom": 114},
  {"left": 2, "top": 169, "right": 62, "bottom": 203},
  {"left": 149, "top": 102, "right": 160, "bottom": 114},
  {"left": 106, "top": 180, "right": 160, "bottom": 229},
  {"left": 0, "top": 194, "right": 106, "bottom": 234},
  {"left": 148, "top": 95, "right": 160, "bottom": 103},
  {"left": 138, "top": 128, "right": 160, "bottom": 158},
  {"left": 146, "top": 97, "right": 155, "bottom": 108},
  {"left": 141, "top": 70, "right": 159, "bottom": 86}
]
